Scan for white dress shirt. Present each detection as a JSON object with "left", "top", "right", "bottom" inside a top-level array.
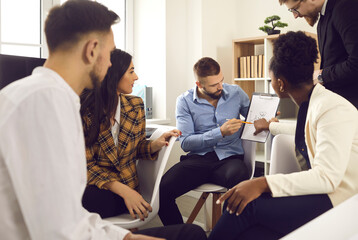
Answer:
[
  {"left": 0, "top": 67, "right": 129, "bottom": 239},
  {"left": 111, "top": 97, "right": 121, "bottom": 147}
]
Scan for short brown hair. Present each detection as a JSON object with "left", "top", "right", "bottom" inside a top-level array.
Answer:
[
  {"left": 45, "top": 0, "right": 119, "bottom": 52},
  {"left": 193, "top": 57, "right": 220, "bottom": 80}
]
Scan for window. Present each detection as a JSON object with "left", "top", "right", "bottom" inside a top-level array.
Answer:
[
  {"left": 0, "top": 0, "right": 42, "bottom": 57},
  {"left": 0, "top": 0, "right": 132, "bottom": 58}
]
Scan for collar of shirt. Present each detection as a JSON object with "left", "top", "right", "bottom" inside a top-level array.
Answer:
[
  {"left": 111, "top": 97, "right": 121, "bottom": 147},
  {"left": 192, "top": 85, "right": 229, "bottom": 103},
  {"left": 32, "top": 67, "right": 80, "bottom": 108},
  {"left": 114, "top": 96, "right": 121, "bottom": 124},
  {"left": 321, "top": 0, "right": 328, "bottom": 15}
]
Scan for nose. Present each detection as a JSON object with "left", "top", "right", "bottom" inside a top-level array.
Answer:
[
  {"left": 293, "top": 12, "right": 300, "bottom": 18},
  {"left": 134, "top": 73, "right": 139, "bottom": 81}
]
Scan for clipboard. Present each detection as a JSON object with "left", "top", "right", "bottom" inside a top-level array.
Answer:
[{"left": 240, "top": 92, "right": 280, "bottom": 142}]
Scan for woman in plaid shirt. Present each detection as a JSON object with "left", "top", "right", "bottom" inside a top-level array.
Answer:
[{"left": 80, "top": 49, "right": 180, "bottom": 221}]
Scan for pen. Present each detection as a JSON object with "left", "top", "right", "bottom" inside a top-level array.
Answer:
[{"left": 226, "top": 119, "right": 253, "bottom": 124}]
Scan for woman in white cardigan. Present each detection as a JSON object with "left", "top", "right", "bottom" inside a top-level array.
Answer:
[{"left": 209, "top": 31, "right": 358, "bottom": 240}]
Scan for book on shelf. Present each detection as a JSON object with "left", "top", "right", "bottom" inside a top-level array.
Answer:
[
  {"left": 246, "top": 56, "right": 251, "bottom": 78},
  {"left": 251, "top": 56, "right": 254, "bottom": 78},
  {"left": 237, "top": 55, "right": 265, "bottom": 79},
  {"left": 253, "top": 55, "right": 258, "bottom": 78},
  {"left": 258, "top": 55, "right": 263, "bottom": 78},
  {"left": 262, "top": 55, "right": 265, "bottom": 78},
  {"left": 239, "top": 57, "right": 242, "bottom": 78},
  {"left": 242, "top": 57, "right": 247, "bottom": 78},
  {"left": 239, "top": 57, "right": 244, "bottom": 78}
]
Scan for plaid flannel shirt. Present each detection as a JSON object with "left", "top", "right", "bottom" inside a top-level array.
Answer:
[{"left": 82, "top": 94, "right": 158, "bottom": 190}]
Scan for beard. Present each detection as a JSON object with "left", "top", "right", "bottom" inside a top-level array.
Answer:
[
  {"left": 89, "top": 68, "right": 102, "bottom": 90},
  {"left": 304, "top": 12, "right": 319, "bottom": 26},
  {"left": 202, "top": 87, "right": 222, "bottom": 100},
  {"left": 87, "top": 54, "right": 108, "bottom": 90}
]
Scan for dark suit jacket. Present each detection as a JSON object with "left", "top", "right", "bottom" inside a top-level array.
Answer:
[
  {"left": 318, "top": 0, "right": 358, "bottom": 108},
  {"left": 83, "top": 94, "right": 158, "bottom": 190}
]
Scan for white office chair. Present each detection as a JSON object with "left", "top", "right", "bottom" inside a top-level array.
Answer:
[
  {"left": 105, "top": 125, "right": 177, "bottom": 229},
  {"left": 269, "top": 134, "right": 300, "bottom": 174},
  {"left": 186, "top": 139, "right": 257, "bottom": 230}
]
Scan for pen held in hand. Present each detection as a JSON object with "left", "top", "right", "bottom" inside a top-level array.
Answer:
[{"left": 226, "top": 119, "right": 253, "bottom": 124}]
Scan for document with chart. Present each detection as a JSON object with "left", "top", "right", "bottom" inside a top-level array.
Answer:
[{"left": 241, "top": 93, "right": 280, "bottom": 142}]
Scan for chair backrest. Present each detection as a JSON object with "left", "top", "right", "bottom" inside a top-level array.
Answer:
[
  {"left": 269, "top": 134, "right": 300, "bottom": 174},
  {"left": 242, "top": 139, "right": 256, "bottom": 179},
  {"left": 105, "top": 125, "right": 177, "bottom": 229},
  {"left": 0, "top": 54, "right": 46, "bottom": 90},
  {"left": 137, "top": 126, "right": 177, "bottom": 211}
]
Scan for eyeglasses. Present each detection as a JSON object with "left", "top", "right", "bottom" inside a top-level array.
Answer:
[{"left": 288, "top": 1, "right": 302, "bottom": 15}]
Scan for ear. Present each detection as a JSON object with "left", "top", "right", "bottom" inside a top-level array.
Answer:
[
  {"left": 277, "top": 78, "right": 286, "bottom": 92},
  {"left": 277, "top": 78, "right": 291, "bottom": 98},
  {"left": 83, "top": 38, "right": 100, "bottom": 64},
  {"left": 195, "top": 81, "right": 202, "bottom": 88}
]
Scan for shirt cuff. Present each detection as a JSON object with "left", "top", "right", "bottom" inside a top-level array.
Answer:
[
  {"left": 269, "top": 122, "right": 296, "bottom": 136},
  {"left": 96, "top": 177, "right": 117, "bottom": 190},
  {"left": 80, "top": 212, "right": 130, "bottom": 240},
  {"left": 211, "top": 127, "right": 224, "bottom": 140},
  {"left": 265, "top": 174, "right": 290, "bottom": 197},
  {"left": 146, "top": 140, "right": 159, "bottom": 160}
]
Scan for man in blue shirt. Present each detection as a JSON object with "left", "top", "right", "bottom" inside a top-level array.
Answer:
[{"left": 159, "top": 57, "right": 251, "bottom": 226}]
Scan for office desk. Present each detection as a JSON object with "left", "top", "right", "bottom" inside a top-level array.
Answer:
[{"left": 282, "top": 194, "right": 358, "bottom": 240}]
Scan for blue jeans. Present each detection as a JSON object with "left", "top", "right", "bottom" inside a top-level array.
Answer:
[{"left": 208, "top": 193, "right": 332, "bottom": 240}]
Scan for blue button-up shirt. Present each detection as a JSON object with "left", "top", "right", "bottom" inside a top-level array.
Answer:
[{"left": 176, "top": 83, "right": 250, "bottom": 160}]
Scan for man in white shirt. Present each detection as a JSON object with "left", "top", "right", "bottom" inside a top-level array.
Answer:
[{"left": 0, "top": 1, "right": 206, "bottom": 240}]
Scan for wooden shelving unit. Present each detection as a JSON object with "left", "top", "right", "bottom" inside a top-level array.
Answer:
[{"left": 232, "top": 33, "right": 321, "bottom": 175}]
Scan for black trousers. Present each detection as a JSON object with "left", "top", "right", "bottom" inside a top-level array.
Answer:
[
  {"left": 82, "top": 187, "right": 208, "bottom": 240},
  {"left": 208, "top": 193, "right": 333, "bottom": 240},
  {"left": 159, "top": 151, "right": 249, "bottom": 226},
  {"left": 82, "top": 185, "right": 128, "bottom": 218},
  {"left": 137, "top": 224, "right": 207, "bottom": 240}
]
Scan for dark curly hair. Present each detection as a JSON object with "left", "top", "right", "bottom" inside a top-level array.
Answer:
[{"left": 269, "top": 31, "right": 318, "bottom": 88}]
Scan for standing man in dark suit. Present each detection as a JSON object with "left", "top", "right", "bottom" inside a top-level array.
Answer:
[{"left": 279, "top": 0, "right": 358, "bottom": 108}]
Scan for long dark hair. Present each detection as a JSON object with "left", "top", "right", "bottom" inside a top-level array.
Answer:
[{"left": 80, "top": 49, "right": 133, "bottom": 147}]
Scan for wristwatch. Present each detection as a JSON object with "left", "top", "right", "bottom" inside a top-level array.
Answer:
[{"left": 317, "top": 74, "right": 324, "bottom": 84}]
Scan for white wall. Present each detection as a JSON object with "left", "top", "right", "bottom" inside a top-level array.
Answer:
[
  {"left": 133, "top": 0, "right": 166, "bottom": 121},
  {"left": 201, "top": 0, "right": 239, "bottom": 85},
  {"left": 134, "top": 0, "right": 202, "bottom": 124}
]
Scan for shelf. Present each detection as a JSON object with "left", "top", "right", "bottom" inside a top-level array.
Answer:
[
  {"left": 232, "top": 34, "right": 280, "bottom": 44},
  {"left": 232, "top": 33, "right": 319, "bottom": 176},
  {"left": 255, "top": 150, "right": 266, "bottom": 163}
]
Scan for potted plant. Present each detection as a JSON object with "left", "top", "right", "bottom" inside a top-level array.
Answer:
[{"left": 259, "top": 15, "right": 288, "bottom": 35}]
